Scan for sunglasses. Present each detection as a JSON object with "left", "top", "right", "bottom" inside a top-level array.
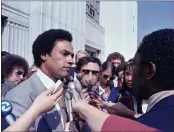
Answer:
[
  {"left": 82, "top": 69, "right": 99, "bottom": 75},
  {"left": 15, "top": 71, "right": 25, "bottom": 77},
  {"left": 102, "top": 74, "right": 114, "bottom": 80}
]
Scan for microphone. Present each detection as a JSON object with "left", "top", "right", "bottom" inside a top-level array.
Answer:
[
  {"left": 76, "top": 73, "right": 82, "bottom": 81},
  {"left": 68, "top": 76, "right": 79, "bottom": 102},
  {"left": 74, "top": 80, "right": 84, "bottom": 100},
  {"left": 64, "top": 88, "right": 73, "bottom": 121},
  {"left": 1, "top": 100, "right": 15, "bottom": 125}
]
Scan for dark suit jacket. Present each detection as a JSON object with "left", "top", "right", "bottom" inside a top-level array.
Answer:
[
  {"left": 138, "top": 95, "right": 174, "bottom": 132},
  {"left": 2, "top": 73, "right": 67, "bottom": 131}
]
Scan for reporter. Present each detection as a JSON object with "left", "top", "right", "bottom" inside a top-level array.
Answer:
[
  {"left": 4, "top": 87, "right": 63, "bottom": 131},
  {"left": 72, "top": 101, "right": 160, "bottom": 132}
]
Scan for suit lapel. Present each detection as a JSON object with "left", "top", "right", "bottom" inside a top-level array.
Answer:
[
  {"left": 28, "top": 73, "right": 64, "bottom": 130},
  {"left": 29, "top": 73, "right": 47, "bottom": 101}
]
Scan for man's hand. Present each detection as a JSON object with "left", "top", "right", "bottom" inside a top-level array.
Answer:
[
  {"left": 104, "top": 102, "right": 135, "bottom": 118},
  {"left": 82, "top": 88, "right": 90, "bottom": 102},
  {"left": 30, "top": 86, "right": 63, "bottom": 117}
]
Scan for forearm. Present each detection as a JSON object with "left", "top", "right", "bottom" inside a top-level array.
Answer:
[
  {"left": 4, "top": 107, "right": 39, "bottom": 131},
  {"left": 79, "top": 104, "right": 110, "bottom": 131}
]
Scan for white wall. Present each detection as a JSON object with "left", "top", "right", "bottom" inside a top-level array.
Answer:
[
  {"left": 100, "top": 1, "right": 137, "bottom": 61},
  {"left": 85, "top": 15, "right": 105, "bottom": 62},
  {"left": 2, "top": 1, "right": 86, "bottom": 66}
]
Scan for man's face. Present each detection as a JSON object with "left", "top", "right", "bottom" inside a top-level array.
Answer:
[
  {"left": 76, "top": 53, "right": 88, "bottom": 64},
  {"left": 80, "top": 62, "right": 100, "bottom": 87},
  {"left": 43, "top": 40, "right": 74, "bottom": 80},
  {"left": 124, "top": 69, "right": 133, "bottom": 88},
  {"left": 111, "top": 59, "right": 121, "bottom": 69},
  {"left": 132, "top": 53, "right": 149, "bottom": 100},
  {"left": 101, "top": 68, "right": 112, "bottom": 86}
]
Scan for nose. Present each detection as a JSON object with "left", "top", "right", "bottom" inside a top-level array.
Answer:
[
  {"left": 67, "top": 55, "right": 74, "bottom": 65},
  {"left": 128, "top": 75, "right": 132, "bottom": 81},
  {"left": 19, "top": 75, "right": 24, "bottom": 80}
]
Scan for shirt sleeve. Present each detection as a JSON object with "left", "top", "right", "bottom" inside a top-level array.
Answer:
[{"left": 101, "top": 115, "right": 160, "bottom": 132}]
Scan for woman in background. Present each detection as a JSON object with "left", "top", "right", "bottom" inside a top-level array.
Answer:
[{"left": 1, "top": 54, "right": 28, "bottom": 98}]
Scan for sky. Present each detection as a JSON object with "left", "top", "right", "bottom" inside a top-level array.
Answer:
[{"left": 138, "top": 1, "right": 174, "bottom": 45}]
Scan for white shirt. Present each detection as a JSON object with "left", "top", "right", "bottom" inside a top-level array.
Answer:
[
  {"left": 36, "top": 69, "right": 64, "bottom": 128},
  {"left": 146, "top": 90, "right": 174, "bottom": 112}
]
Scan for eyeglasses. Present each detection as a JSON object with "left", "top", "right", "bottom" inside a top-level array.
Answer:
[
  {"left": 15, "top": 71, "right": 25, "bottom": 77},
  {"left": 82, "top": 69, "right": 99, "bottom": 75},
  {"left": 102, "top": 74, "right": 114, "bottom": 80}
]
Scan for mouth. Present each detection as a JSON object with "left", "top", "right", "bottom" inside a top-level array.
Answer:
[
  {"left": 127, "top": 83, "right": 132, "bottom": 87},
  {"left": 63, "top": 67, "right": 71, "bottom": 71}
]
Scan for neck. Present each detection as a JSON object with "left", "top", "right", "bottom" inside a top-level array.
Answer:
[{"left": 40, "top": 65, "right": 58, "bottom": 83}]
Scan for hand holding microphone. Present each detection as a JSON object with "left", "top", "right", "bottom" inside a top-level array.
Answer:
[
  {"left": 30, "top": 86, "right": 63, "bottom": 116},
  {"left": 2, "top": 100, "right": 16, "bottom": 125},
  {"left": 4, "top": 87, "right": 63, "bottom": 132}
]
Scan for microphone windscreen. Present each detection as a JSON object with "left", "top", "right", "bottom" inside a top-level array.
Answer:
[{"left": 76, "top": 73, "right": 82, "bottom": 81}]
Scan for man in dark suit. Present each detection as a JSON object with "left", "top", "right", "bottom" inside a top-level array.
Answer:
[
  {"left": 3, "top": 29, "right": 74, "bottom": 131},
  {"left": 132, "top": 29, "right": 174, "bottom": 132}
]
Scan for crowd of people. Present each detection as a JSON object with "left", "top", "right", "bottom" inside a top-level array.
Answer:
[{"left": 1, "top": 28, "right": 174, "bottom": 132}]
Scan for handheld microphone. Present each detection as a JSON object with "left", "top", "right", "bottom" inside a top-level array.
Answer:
[
  {"left": 68, "top": 76, "right": 79, "bottom": 102},
  {"left": 64, "top": 89, "right": 73, "bottom": 121},
  {"left": 74, "top": 80, "right": 84, "bottom": 99},
  {"left": 1, "top": 100, "right": 15, "bottom": 125},
  {"left": 76, "top": 73, "right": 82, "bottom": 81}
]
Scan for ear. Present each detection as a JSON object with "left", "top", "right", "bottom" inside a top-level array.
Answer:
[
  {"left": 40, "top": 54, "right": 48, "bottom": 61},
  {"left": 146, "top": 62, "right": 156, "bottom": 80}
]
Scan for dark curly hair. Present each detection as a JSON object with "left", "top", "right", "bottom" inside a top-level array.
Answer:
[
  {"left": 76, "top": 56, "right": 101, "bottom": 73},
  {"left": 107, "top": 52, "right": 125, "bottom": 63},
  {"left": 137, "top": 28, "right": 174, "bottom": 90},
  {"left": 1, "top": 51, "right": 10, "bottom": 57},
  {"left": 2, "top": 54, "right": 29, "bottom": 79},
  {"left": 32, "top": 29, "right": 73, "bottom": 67}
]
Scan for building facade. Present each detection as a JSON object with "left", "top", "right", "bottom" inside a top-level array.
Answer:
[
  {"left": 2, "top": 1, "right": 138, "bottom": 64},
  {"left": 1, "top": 1, "right": 105, "bottom": 65}
]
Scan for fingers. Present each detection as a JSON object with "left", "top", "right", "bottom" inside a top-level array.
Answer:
[
  {"left": 52, "top": 87, "right": 63, "bottom": 100},
  {"left": 44, "top": 87, "right": 55, "bottom": 95}
]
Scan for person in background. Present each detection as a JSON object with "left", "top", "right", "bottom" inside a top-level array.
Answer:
[
  {"left": 107, "top": 52, "right": 125, "bottom": 69},
  {"left": 98, "top": 61, "right": 115, "bottom": 100},
  {"left": 75, "top": 56, "right": 101, "bottom": 132},
  {"left": 115, "top": 62, "right": 126, "bottom": 88},
  {"left": 1, "top": 51, "right": 10, "bottom": 84},
  {"left": 106, "top": 52, "right": 125, "bottom": 87},
  {"left": 1, "top": 51, "right": 10, "bottom": 58},
  {"left": 107, "top": 61, "right": 142, "bottom": 116},
  {"left": 69, "top": 50, "right": 89, "bottom": 80},
  {"left": 1, "top": 54, "right": 29, "bottom": 98},
  {"left": 75, "top": 50, "right": 89, "bottom": 65}
]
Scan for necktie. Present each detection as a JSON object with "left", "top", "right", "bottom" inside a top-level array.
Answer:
[{"left": 58, "top": 97, "right": 68, "bottom": 125}]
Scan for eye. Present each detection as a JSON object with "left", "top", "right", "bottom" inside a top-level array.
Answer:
[{"left": 62, "top": 52, "right": 68, "bottom": 56}]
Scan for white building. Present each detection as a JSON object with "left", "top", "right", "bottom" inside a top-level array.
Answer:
[
  {"left": 1, "top": 1, "right": 137, "bottom": 65},
  {"left": 100, "top": 1, "right": 137, "bottom": 61},
  {"left": 1, "top": 1, "right": 105, "bottom": 65}
]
